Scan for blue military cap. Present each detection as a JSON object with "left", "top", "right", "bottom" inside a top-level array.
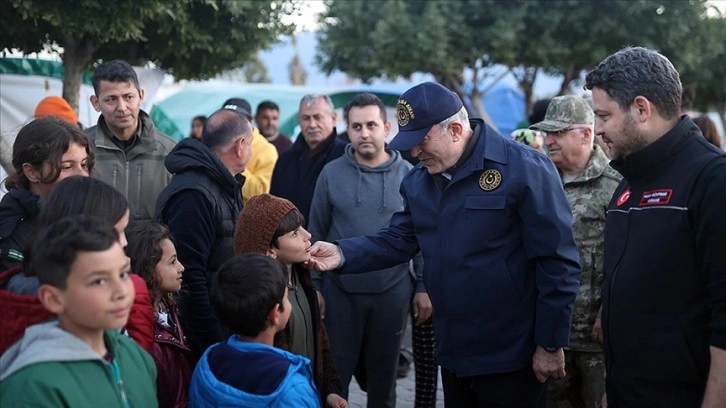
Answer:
[{"left": 389, "top": 82, "right": 464, "bottom": 151}]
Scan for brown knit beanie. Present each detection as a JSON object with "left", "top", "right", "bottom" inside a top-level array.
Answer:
[{"left": 234, "top": 194, "right": 297, "bottom": 255}]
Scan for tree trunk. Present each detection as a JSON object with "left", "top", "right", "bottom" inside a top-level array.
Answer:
[
  {"left": 0, "top": 136, "right": 13, "bottom": 174},
  {"left": 558, "top": 63, "right": 578, "bottom": 96},
  {"left": 61, "top": 35, "right": 100, "bottom": 113},
  {"left": 435, "top": 71, "right": 497, "bottom": 131},
  {"left": 511, "top": 66, "right": 538, "bottom": 116},
  {"left": 126, "top": 42, "right": 147, "bottom": 67}
]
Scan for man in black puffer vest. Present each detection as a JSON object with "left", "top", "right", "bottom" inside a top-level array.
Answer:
[
  {"left": 586, "top": 47, "right": 726, "bottom": 407},
  {"left": 156, "top": 109, "right": 251, "bottom": 358}
]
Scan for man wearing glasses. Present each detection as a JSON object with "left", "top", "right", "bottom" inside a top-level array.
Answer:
[{"left": 531, "top": 95, "right": 621, "bottom": 408}]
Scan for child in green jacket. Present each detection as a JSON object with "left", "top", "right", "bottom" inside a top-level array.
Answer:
[{"left": 0, "top": 215, "right": 157, "bottom": 407}]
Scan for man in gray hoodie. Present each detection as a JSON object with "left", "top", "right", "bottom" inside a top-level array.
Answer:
[{"left": 308, "top": 93, "right": 431, "bottom": 407}]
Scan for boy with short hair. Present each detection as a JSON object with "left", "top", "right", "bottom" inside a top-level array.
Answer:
[
  {"left": 189, "top": 253, "right": 321, "bottom": 407},
  {"left": 0, "top": 215, "right": 157, "bottom": 407}
]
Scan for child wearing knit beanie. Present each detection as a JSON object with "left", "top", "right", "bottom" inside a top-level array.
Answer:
[
  {"left": 34, "top": 96, "right": 80, "bottom": 127},
  {"left": 234, "top": 194, "right": 346, "bottom": 408}
]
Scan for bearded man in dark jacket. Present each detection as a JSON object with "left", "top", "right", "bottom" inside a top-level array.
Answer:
[{"left": 586, "top": 47, "right": 726, "bottom": 408}]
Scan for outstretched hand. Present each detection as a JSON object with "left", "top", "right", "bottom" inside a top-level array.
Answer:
[{"left": 305, "top": 241, "right": 343, "bottom": 272}]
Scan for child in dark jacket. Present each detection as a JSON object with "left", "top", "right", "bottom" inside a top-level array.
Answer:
[
  {"left": 0, "top": 215, "right": 157, "bottom": 407},
  {"left": 125, "top": 222, "right": 194, "bottom": 408},
  {"left": 189, "top": 253, "right": 321, "bottom": 407}
]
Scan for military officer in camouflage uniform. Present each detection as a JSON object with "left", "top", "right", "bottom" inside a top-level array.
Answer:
[{"left": 531, "top": 95, "right": 621, "bottom": 408}]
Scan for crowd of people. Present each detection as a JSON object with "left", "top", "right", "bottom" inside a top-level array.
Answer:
[{"left": 0, "top": 46, "right": 724, "bottom": 408}]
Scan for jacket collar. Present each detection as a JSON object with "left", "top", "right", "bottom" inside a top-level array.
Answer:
[
  {"left": 564, "top": 145, "right": 611, "bottom": 185},
  {"left": 450, "top": 119, "right": 506, "bottom": 184},
  {"left": 610, "top": 115, "right": 697, "bottom": 181},
  {"left": 291, "top": 128, "right": 339, "bottom": 153},
  {"left": 93, "top": 110, "right": 155, "bottom": 152}
]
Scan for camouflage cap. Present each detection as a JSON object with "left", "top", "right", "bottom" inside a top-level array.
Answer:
[{"left": 530, "top": 95, "right": 594, "bottom": 132}]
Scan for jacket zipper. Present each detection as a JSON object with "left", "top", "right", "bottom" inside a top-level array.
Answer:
[
  {"left": 135, "top": 165, "right": 142, "bottom": 212},
  {"left": 605, "top": 208, "right": 632, "bottom": 392},
  {"left": 108, "top": 359, "right": 130, "bottom": 408},
  {"left": 125, "top": 160, "right": 130, "bottom": 199}
]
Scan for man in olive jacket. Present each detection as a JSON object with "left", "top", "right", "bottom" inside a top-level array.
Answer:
[{"left": 86, "top": 59, "right": 176, "bottom": 222}]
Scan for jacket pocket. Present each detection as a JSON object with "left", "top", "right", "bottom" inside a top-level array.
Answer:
[
  {"left": 463, "top": 194, "right": 508, "bottom": 241},
  {"left": 464, "top": 194, "right": 507, "bottom": 210}
]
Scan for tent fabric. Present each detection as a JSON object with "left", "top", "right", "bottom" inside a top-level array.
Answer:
[
  {"left": 150, "top": 82, "right": 524, "bottom": 143},
  {"left": 0, "top": 57, "right": 164, "bottom": 175},
  {"left": 0, "top": 73, "right": 99, "bottom": 167},
  {"left": 482, "top": 83, "right": 526, "bottom": 137},
  {"left": 0, "top": 58, "right": 94, "bottom": 85},
  {"left": 149, "top": 83, "right": 406, "bottom": 141},
  {"left": 150, "top": 82, "right": 326, "bottom": 141}
]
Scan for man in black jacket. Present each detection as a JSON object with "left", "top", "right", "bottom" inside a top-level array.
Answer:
[
  {"left": 269, "top": 94, "right": 346, "bottom": 222},
  {"left": 156, "top": 109, "right": 251, "bottom": 358},
  {"left": 586, "top": 46, "right": 726, "bottom": 407}
]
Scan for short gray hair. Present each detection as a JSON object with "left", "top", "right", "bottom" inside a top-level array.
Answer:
[
  {"left": 300, "top": 94, "right": 335, "bottom": 114},
  {"left": 439, "top": 107, "right": 471, "bottom": 134}
]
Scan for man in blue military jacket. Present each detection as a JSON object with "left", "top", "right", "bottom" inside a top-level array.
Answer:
[{"left": 309, "top": 82, "right": 581, "bottom": 407}]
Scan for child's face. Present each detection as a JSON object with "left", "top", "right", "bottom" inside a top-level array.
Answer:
[
  {"left": 155, "top": 238, "right": 184, "bottom": 293},
  {"left": 53, "top": 242, "right": 135, "bottom": 338},
  {"left": 114, "top": 210, "right": 130, "bottom": 248},
  {"left": 269, "top": 226, "right": 312, "bottom": 265}
]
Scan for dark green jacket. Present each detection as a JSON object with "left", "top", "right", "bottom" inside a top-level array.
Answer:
[
  {"left": 86, "top": 110, "right": 176, "bottom": 222},
  {"left": 0, "top": 321, "right": 157, "bottom": 407}
]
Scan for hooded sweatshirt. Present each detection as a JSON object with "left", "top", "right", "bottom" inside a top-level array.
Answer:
[
  {"left": 155, "top": 138, "right": 244, "bottom": 357},
  {"left": 308, "top": 145, "right": 423, "bottom": 294},
  {"left": 189, "top": 335, "right": 321, "bottom": 408},
  {"left": 0, "top": 320, "right": 157, "bottom": 407}
]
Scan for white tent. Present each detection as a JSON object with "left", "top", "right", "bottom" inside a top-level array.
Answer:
[{"left": 0, "top": 57, "right": 164, "bottom": 177}]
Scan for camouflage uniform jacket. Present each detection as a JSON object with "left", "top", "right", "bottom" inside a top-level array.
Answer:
[{"left": 562, "top": 145, "right": 621, "bottom": 352}]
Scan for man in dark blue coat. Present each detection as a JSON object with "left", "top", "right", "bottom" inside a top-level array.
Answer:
[{"left": 309, "top": 82, "right": 581, "bottom": 407}]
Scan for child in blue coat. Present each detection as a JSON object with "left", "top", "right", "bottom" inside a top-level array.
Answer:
[{"left": 189, "top": 253, "right": 321, "bottom": 407}]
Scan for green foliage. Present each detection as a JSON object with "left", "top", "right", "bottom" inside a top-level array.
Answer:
[
  {"left": 318, "top": 0, "right": 496, "bottom": 86},
  {"left": 676, "top": 7, "right": 725, "bottom": 115},
  {"left": 1, "top": 0, "right": 295, "bottom": 80},
  {"left": 317, "top": 0, "right": 724, "bottom": 117},
  {"left": 2, "top": 0, "right": 155, "bottom": 48},
  {"left": 94, "top": 0, "right": 296, "bottom": 80}
]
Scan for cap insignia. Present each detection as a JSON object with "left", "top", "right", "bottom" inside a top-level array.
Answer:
[{"left": 397, "top": 98, "right": 415, "bottom": 127}]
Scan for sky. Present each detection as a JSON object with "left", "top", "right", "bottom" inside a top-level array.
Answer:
[
  {"left": 282, "top": 1, "right": 328, "bottom": 32},
  {"left": 287, "top": 0, "right": 726, "bottom": 26}
]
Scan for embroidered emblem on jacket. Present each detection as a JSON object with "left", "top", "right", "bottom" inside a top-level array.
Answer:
[{"left": 479, "top": 170, "right": 502, "bottom": 191}]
